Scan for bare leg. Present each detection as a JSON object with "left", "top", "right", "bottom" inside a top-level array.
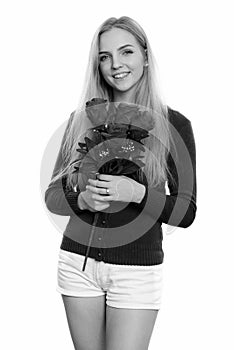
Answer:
[
  {"left": 62, "top": 295, "right": 106, "bottom": 350},
  {"left": 106, "top": 305, "right": 158, "bottom": 350}
]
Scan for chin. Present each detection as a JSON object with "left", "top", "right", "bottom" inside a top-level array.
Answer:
[{"left": 112, "top": 81, "right": 136, "bottom": 91}]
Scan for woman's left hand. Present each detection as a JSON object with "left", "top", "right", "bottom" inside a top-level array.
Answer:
[{"left": 86, "top": 174, "right": 146, "bottom": 203}]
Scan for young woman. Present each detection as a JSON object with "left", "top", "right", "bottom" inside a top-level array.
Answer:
[{"left": 45, "top": 16, "right": 197, "bottom": 350}]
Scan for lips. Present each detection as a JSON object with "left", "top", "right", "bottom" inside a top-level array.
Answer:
[{"left": 112, "top": 72, "right": 130, "bottom": 79}]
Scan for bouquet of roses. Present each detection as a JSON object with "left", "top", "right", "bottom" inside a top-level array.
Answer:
[
  {"left": 70, "top": 98, "right": 155, "bottom": 190},
  {"left": 69, "top": 98, "right": 155, "bottom": 271}
]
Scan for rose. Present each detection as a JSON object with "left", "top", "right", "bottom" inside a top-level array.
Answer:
[
  {"left": 113, "top": 102, "right": 139, "bottom": 124},
  {"left": 131, "top": 110, "right": 156, "bottom": 130},
  {"left": 85, "top": 97, "right": 107, "bottom": 107},
  {"left": 85, "top": 98, "right": 156, "bottom": 131},
  {"left": 85, "top": 98, "right": 108, "bottom": 126}
]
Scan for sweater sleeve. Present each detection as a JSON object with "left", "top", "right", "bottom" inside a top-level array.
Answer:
[
  {"left": 44, "top": 112, "right": 84, "bottom": 216},
  {"left": 138, "top": 113, "right": 197, "bottom": 228}
]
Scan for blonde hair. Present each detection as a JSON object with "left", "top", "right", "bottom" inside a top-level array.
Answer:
[{"left": 51, "top": 16, "right": 174, "bottom": 189}]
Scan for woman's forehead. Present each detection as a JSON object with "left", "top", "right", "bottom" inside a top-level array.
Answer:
[{"left": 99, "top": 28, "right": 139, "bottom": 51}]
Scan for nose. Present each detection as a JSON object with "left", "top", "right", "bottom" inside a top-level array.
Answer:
[{"left": 111, "top": 54, "right": 123, "bottom": 70}]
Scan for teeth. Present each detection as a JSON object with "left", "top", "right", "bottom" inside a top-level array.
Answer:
[{"left": 113, "top": 72, "right": 129, "bottom": 79}]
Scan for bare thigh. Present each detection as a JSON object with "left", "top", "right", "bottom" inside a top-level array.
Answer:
[
  {"left": 106, "top": 305, "right": 158, "bottom": 350},
  {"left": 62, "top": 294, "right": 106, "bottom": 350}
]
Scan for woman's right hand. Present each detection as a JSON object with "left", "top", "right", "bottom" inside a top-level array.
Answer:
[{"left": 78, "top": 189, "right": 110, "bottom": 212}]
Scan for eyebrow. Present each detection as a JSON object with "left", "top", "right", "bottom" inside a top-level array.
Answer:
[{"left": 99, "top": 44, "right": 134, "bottom": 55}]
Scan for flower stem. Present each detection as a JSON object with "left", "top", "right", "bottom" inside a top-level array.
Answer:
[{"left": 82, "top": 173, "right": 100, "bottom": 271}]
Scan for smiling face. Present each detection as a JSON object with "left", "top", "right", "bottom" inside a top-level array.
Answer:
[{"left": 98, "top": 28, "right": 146, "bottom": 103}]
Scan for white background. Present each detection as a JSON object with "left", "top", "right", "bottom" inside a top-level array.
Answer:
[{"left": 1, "top": 0, "right": 233, "bottom": 349}]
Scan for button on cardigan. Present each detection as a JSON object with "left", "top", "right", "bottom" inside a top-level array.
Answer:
[{"left": 45, "top": 107, "right": 197, "bottom": 266}]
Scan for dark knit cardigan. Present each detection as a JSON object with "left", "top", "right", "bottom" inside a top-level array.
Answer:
[{"left": 45, "top": 107, "right": 197, "bottom": 266}]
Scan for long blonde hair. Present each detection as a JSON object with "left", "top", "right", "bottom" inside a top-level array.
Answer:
[{"left": 51, "top": 16, "right": 174, "bottom": 189}]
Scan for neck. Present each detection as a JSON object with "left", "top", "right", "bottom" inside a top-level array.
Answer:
[{"left": 113, "top": 90, "right": 135, "bottom": 105}]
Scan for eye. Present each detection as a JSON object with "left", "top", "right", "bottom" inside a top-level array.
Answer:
[
  {"left": 99, "top": 50, "right": 133, "bottom": 63},
  {"left": 122, "top": 49, "right": 133, "bottom": 55},
  {"left": 99, "top": 55, "right": 109, "bottom": 62}
]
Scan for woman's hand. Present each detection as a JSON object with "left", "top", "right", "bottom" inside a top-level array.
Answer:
[
  {"left": 78, "top": 189, "right": 111, "bottom": 212},
  {"left": 86, "top": 174, "right": 146, "bottom": 204}
]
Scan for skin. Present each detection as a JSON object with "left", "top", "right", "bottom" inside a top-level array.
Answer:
[
  {"left": 79, "top": 174, "right": 146, "bottom": 213},
  {"left": 98, "top": 27, "right": 147, "bottom": 103},
  {"left": 63, "top": 28, "right": 158, "bottom": 350}
]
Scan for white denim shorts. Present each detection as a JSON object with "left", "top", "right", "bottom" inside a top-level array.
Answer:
[{"left": 57, "top": 248, "right": 164, "bottom": 310}]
